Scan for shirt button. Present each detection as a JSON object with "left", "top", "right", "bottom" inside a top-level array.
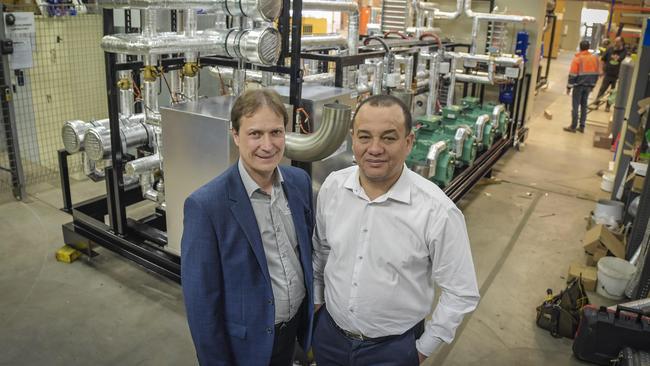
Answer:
[
  {"left": 350, "top": 308, "right": 354, "bottom": 313},
  {"left": 266, "top": 327, "right": 272, "bottom": 334},
  {"left": 362, "top": 228, "right": 368, "bottom": 232},
  {"left": 353, "top": 282, "right": 358, "bottom": 286},
  {"left": 358, "top": 256, "right": 363, "bottom": 260},
  {"left": 268, "top": 299, "right": 273, "bottom": 305}
]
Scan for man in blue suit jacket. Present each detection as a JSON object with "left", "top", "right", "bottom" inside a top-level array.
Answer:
[{"left": 181, "top": 89, "right": 315, "bottom": 366}]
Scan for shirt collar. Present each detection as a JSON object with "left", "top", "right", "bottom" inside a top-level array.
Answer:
[
  {"left": 238, "top": 159, "right": 284, "bottom": 198},
  {"left": 344, "top": 165, "right": 411, "bottom": 204}
]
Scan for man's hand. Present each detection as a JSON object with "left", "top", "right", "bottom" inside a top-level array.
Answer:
[
  {"left": 315, "top": 304, "right": 323, "bottom": 312},
  {"left": 418, "top": 352, "right": 427, "bottom": 364},
  {"left": 566, "top": 88, "right": 571, "bottom": 95}
]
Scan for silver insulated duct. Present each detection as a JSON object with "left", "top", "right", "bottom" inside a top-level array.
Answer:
[
  {"left": 84, "top": 116, "right": 152, "bottom": 161},
  {"left": 285, "top": 103, "right": 352, "bottom": 162},
  {"left": 61, "top": 118, "right": 111, "bottom": 154},
  {"left": 97, "top": 0, "right": 282, "bottom": 22},
  {"left": 101, "top": 27, "right": 281, "bottom": 66}
]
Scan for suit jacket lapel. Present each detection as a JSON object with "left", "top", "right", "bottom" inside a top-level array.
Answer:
[{"left": 227, "top": 165, "right": 271, "bottom": 286}]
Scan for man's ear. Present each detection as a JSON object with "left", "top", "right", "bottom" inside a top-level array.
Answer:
[{"left": 231, "top": 128, "right": 240, "bottom": 147}]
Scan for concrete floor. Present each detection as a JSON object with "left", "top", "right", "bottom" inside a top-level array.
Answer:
[{"left": 0, "top": 51, "right": 618, "bottom": 365}]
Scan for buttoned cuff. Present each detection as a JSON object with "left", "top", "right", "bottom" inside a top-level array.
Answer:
[
  {"left": 415, "top": 333, "right": 444, "bottom": 357},
  {"left": 314, "top": 283, "right": 325, "bottom": 305}
]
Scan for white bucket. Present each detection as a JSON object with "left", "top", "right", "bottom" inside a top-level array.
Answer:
[
  {"left": 597, "top": 257, "right": 636, "bottom": 300},
  {"left": 601, "top": 172, "right": 615, "bottom": 193},
  {"left": 594, "top": 199, "right": 624, "bottom": 224}
]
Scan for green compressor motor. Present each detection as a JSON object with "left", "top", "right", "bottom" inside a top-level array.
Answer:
[{"left": 408, "top": 117, "right": 456, "bottom": 187}]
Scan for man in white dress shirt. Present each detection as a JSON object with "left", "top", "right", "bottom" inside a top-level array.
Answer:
[{"left": 312, "top": 94, "right": 480, "bottom": 365}]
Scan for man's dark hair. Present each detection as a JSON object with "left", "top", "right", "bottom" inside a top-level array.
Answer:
[
  {"left": 352, "top": 94, "right": 412, "bottom": 135},
  {"left": 579, "top": 40, "right": 590, "bottom": 51}
]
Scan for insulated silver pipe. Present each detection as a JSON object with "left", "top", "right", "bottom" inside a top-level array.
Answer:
[
  {"left": 116, "top": 53, "right": 134, "bottom": 117},
  {"left": 299, "top": 0, "right": 359, "bottom": 54},
  {"left": 464, "top": 0, "right": 535, "bottom": 54},
  {"left": 455, "top": 73, "right": 493, "bottom": 84},
  {"left": 474, "top": 114, "right": 490, "bottom": 142},
  {"left": 208, "top": 67, "right": 334, "bottom": 85},
  {"left": 454, "top": 126, "right": 471, "bottom": 158},
  {"left": 102, "top": 28, "right": 281, "bottom": 66},
  {"left": 143, "top": 79, "right": 160, "bottom": 123},
  {"left": 183, "top": 75, "right": 199, "bottom": 101},
  {"left": 180, "top": 11, "right": 199, "bottom": 101},
  {"left": 447, "top": 56, "right": 458, "bottom": 106},
  {"left": 426, "top": 141, "right": 447, "bottom": 179},
  {"left": 426, "top": 51, "right": 440, "bottom": 116},
  {"left": 464, "top": 0, "right": 536, "bottom": 22},
  {"left": 169, "top": 69, "right": 181, "bottom": 102},
  {"left": 119, "top": 89, "right": 134, "bottom": 117},
  {"left": 410, "top": 2, "right": 443, "bottom": 36},
  {"left": 300, "top": 34, "right": 348, "bottom": 49},
  {"left": 98, "top": 0, "right": 282, "bottom": 22},
  {"left": 84, "top": 118, "right": 152, "bottom": 161},
  {"left": 357, "top": 64, "right": 368, "bottom": 91},
  {"left": 491, "top": 104, "right": 505, "bottom": 128},
  {"left": 61, "top": 118, "right": 111, "bottom": 154},
  {"left": 183, "top": 9, "right": 198, "bottom": 62},
  {"left": 430, "top": 0, "right": 463, "bottom": 19},
  {"left": 348, "top": 11, "right": 359, "bottom": 56},
  {"left": 372, "top": 61, "right": 384, "bottom": 95},
  {"left": 445, "top": 51, "right": 523, "bottom": 67},
  {"left": 300, "top": 0, "right": 357, "bottom": 13},
  {"left": 285, "top": 103, "right": 352, "bottom": 162},
  {"left": 125, "top": 153, "right": 161, "bottom": 176},
  {"left": 232, "top": 68, "right": 246, "bottom": 96},
  {"left": 393, "top": 55, "right": 412, "bottom": 90},
  {"left": 142, "top": 8, "right": 157, "bottom": 38}
]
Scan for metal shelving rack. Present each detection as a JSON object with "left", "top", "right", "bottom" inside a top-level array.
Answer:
[{"left": 0, "top": 8, "right": 26, "bottom": 201}]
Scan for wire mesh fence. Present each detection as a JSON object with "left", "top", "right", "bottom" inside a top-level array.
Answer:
[{"left": 0, "top": 4, "right": 106, "bottom": 195}]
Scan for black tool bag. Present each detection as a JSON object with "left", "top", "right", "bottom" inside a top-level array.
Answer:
[
  {"left": 573, "top": 305, "right": 650, "bottom": 365},
  {"left": 614, "top": 347, "right": 650, "bottom": 366},
  {"left": 536, "top": 277, "right": 589, "bottom": 338}
]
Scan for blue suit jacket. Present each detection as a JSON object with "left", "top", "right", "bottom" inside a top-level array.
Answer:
[{"left": 181, "top": 164, "right": 315, "bottom": 366}]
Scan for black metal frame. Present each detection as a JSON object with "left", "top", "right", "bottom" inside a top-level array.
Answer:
[
  {"left": 60, "top": 7, "right": 533, "bottom": 281},
  {"left": 536, "top": 13, "right": 557, "bottom": 91},
  {"left": 0, "top": 8, "right": 26, "bottom": 200},
  {"left": 61, "top": 4, "right": 307, "bottom": 283}
]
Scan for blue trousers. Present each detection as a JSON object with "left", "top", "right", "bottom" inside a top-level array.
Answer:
[
  {"left": 571, "top": 85, "right": 592, "bottom": 129},
  {"left": 312, "top": 306, "right": 421, "bottom": 366}
]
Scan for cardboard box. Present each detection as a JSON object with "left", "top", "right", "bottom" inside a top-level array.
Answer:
[
  {"left": 585, "top": 247, "right": 608, "bottom": 267},
  {"left": 568, "top": 263, "right": 598, "bottom": 292},
  {"left": 633, "top": 175, "right": 645, "bottom": 193},
  {"left": 593, "top": 131, "right": 613, "bottom": 149},
  {"left": 583, "top": 224, "right": 626, "bottom": 258}
]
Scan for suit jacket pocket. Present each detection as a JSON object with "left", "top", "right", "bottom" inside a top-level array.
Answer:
[{"left": 225, "top": 321, "right": 247, "bottom": 339}]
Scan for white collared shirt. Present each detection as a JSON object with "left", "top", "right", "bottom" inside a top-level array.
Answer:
[{"left": 313, "top": 165, "right": 480, "bottom": 356}]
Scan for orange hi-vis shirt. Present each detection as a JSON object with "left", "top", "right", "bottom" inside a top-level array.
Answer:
[{"left": 567, "top": 50, "right": 600, "bottom": 88}]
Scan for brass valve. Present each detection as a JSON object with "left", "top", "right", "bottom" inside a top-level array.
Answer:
[
  {"left": 116, "top": 78, "right": 132, "bottom": 90},
  {"left": 143, "top": 65, "right": 159, "bottom": 82},
  {"left": 182, "top": 62, "right": 200, "bottom": 78}
]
